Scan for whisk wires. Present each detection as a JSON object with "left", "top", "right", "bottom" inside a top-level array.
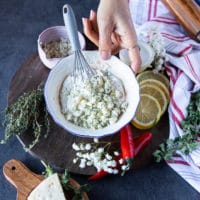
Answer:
[{"left": 72, "top": 50, "right": 95, "bottom": 83}]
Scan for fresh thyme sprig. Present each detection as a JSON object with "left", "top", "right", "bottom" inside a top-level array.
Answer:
[
  {"left": 61, "top": 170, "right": 90, "bottom": 200},
  {"left": 41, "top": 160, "right": 54, "bottom": 178},
  {"left": 41, "top": 161, "right": 90, "bottom": 200},
  {"left": 153, "top": 92, "right": 200, "bottom": 162},
  {"left": 0, "top": 83, "right": 50, "bottom": 151}
]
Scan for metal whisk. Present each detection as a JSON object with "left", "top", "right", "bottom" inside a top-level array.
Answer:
[{"left": 63, "top": 4, "right": 95, "bottom": 83}]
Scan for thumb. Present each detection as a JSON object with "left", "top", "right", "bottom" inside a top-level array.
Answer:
[{"left": 98, "top": 19, "right": 113, "bottom": 60}]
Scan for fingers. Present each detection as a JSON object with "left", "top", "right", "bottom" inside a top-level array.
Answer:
[
  {"left": 83, "top": 8, "right": 141, "bottom": 70},
  {"left": 97, "top": 13, "right": 113, "bottom": 60},
  {"left": 111, "top": 33, "right": 121, "bottom": 55},
  {"left": 83, "top": 10, "right": 121, "bottom": 56},
  {"left": 98, "top": 25, "right": 112, "bottom": 59},
  {"left": 89, "top": 10, "right": 98, "bottom": 33},
  {"left": 82, "top": 17, "right": 99, "bottom": 47},
  {"left": 128, "top": 46, "right": 141, "bottom": 74},
  {"left": 116, "top": 21, "right": 141, "bottom": 73},
  {"left": 120, "top": 36, "right": 142, "bottom": 74}
]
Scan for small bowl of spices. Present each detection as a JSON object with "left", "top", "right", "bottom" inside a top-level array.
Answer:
[{"left": 38, "top": 26, "right": 86, "bottom": 69}]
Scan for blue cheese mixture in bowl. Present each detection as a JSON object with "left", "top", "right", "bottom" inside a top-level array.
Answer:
[
  {"left": 60, "top": 70, "right": 128, "bottom": 129},
  {"left": 44, "top": 51, "right": 140, "bottom": 138}
]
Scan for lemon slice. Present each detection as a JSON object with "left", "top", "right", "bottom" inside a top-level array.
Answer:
[
  {"left": 140, "top": 84, "right": 168, "bottom": 115},
  {"left": 140, "top": 79, "right": 170, "bottom": 101},
  {"left": 137, "top": 70, "right": 170, "bottom": 88},
  {"left": 119, "top": 41, "right": 155, "bottom": 73},
  {"left": 132, "top": 94, "right": 162, "bottom": 130}
]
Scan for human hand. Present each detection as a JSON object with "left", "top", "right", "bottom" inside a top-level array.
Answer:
[{"left": 82, "top": 0, "right": 141, "bottom": 73}]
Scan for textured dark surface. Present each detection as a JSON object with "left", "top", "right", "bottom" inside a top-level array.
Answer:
[{"left": 0, "top": 0, "right": 200, "bottom": 199}]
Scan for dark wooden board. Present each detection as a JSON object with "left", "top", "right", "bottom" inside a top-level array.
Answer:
[
  {"left": 3, "top": 159, "right": 89, "bottom": 200},
  {"left": 8, "top": 53, "right": 169, "bottom": 175}
]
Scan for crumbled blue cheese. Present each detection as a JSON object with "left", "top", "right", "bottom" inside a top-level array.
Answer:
[{"left": 60, "top": 70, "right": 128, "bottom": 129}]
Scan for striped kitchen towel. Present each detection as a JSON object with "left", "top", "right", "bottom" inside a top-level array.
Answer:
[{"left": 129, "top": 0, "right": 200, "bottom": 193}]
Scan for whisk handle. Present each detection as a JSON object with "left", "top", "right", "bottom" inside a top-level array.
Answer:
[{"left": 63, "top": 4, "right": 81, "bottom": 51}]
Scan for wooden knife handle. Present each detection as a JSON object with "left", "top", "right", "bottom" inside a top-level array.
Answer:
[
  {"left": 162, "top": 0, "right": 200, "bottom": 42},
  {"left": 3, "top": 159, "right": 44, "bottom": 200}
]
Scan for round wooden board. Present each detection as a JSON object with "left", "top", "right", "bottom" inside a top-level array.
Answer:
[{"left": 8, "top": 53, "right": 169, "bottom": 175}]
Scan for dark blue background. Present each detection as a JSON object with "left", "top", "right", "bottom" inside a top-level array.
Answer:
[
  {"left": 196, "top": 0, "right": 200, "bottom": 5},
  {"left": 0, "top": 0, "right": 200, "bottom": 199}
]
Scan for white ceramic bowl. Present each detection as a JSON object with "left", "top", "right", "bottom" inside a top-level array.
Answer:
[
  {"left": 38, "top": 26, "right": 86, "bottom": 69},
  {"left": 119, "top": 41, "right": 155, "bottom": 73},
  {"left": 44, "top": 51, "right": 140, "bottom": 138}
]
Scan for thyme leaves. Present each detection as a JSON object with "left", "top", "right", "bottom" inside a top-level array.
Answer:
[
  {"left": 153, "top": 92, "right": 200, "bottom": 162},
  {"left": 0, "top": 83, "right": 50, "bottom": 151}
]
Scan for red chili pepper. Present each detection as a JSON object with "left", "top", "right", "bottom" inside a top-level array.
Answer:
[
  {"left": 134, "top": 132, "right": 152, "bottom": 156},
  {"left": 88, "top": 155, "right": 123, "bottom": 180},
  {"left": 120, "top": 124, "right": 135, "bottom": 166},
  {"left": 88, "top": 170, "right": 108, "bottom": 180}
]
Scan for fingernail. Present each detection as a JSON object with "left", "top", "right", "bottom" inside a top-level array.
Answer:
[
  {"left": 90, "top": 10, "right": 94, "bottom": 18},
  {"left": 82, "top": 17, "right": 86, "bottom": 24},
  {"left": 100, "top": 51, "right": 111, "bottom": 60},
  {"left": 131, "top": 64, "right": 138, "bottom": 74}
]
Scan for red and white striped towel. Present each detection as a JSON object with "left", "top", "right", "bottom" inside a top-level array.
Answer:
[{"left": 129, "top": 0, "right": 200, "bottom": 193}]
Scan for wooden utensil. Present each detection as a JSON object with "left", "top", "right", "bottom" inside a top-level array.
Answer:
[
  {"left": 162, "top": 0, "right": 200, "bottom": 42},
  {"left": 3, "top": 159, "right": 89, "bottom": 200}
]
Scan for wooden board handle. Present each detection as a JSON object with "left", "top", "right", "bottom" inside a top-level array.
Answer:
[
  {"left": 162, "top": 0, "right": 200, "bottom": 42},
  {"left": 3, "top": 159, "right": 44, "bottom": 200},
  {"left": 3, "top": 159, "right": 89, "bottom": 200}
]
